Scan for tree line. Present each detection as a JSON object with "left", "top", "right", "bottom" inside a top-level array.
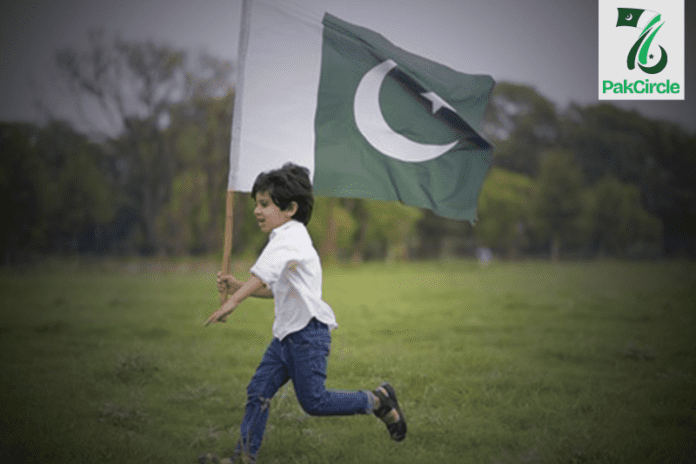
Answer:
[{"left": 1, "top": 35, "right": 694, "bottom": 265}]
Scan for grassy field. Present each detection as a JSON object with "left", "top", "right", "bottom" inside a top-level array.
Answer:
[{"left": 1, "top": 259, "right": 695, "bottom": 464}]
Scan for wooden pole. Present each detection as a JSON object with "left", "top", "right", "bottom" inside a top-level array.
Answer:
[
  {"left": 219, "top": 0, "right": 251, "bottom": 303},
  {"left": 220, "top": 189, "right": 235, "bottom": 302}
]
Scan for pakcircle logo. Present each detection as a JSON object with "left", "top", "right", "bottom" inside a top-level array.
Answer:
[
  {"left": 598, "top": 0, "right": 684, "bottom": 101},
  {"left": 616, "top": 8, "right": 668, "bottom": 74}
]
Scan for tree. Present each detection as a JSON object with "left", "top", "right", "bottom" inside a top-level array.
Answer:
[
  {"left": 37, "top": 121, "right": 115, "bottom": 252},
  {"left": 476, "top": 168, "right": 533, "bottom": 258},
  {"left": 0, "top": 123, "right": 44, "bottom": 262},
  {"left": 0, "top": 121, "right": 115, "bottom": 260},
  {"left": 561, "top": 103, "right": 696, "bottom": 256},
  {"left": 53, "top": 31, "right": 231, "bottom": 254},
  {"left": 531, "top": 149, "right": 584, "bottom": 261},
  {"left": 362, "top": 200, "right": 423, "bottom": 262},
  {"left": 583, "top": 175, "right": 662, "bottom": 256},
  {"left": 414, "top": 210, "right": 476, "bottom": 259},
  {"left": 308, "top": 198, "right": 357, "bottom": 262},
  {"left": 157, "top": 92, "right": 233, "bottom": 255},
  {"left": 482, "top": 82, "right": 560, "bottom": 176}
]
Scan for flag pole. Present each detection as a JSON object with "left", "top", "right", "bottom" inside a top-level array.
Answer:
[
  {"left": 220, "top": 190, "right": 235, "bottom": 302},
  {"left": 220, "top": 0, "right": 252, "bottom": 302}
]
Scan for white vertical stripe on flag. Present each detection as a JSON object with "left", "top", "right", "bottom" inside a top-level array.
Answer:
[
  {"left": 228, "top": 0, "right": 251, "bottom": 192},
  {"left": 230, "top": 0, "right": 325, "bottom": 192}
]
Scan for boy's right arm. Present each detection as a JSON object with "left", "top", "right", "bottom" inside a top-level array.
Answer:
[{"left": 217, "top": 272, "right": 273, "bottom": 298}]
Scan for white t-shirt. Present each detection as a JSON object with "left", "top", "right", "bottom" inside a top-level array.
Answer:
[{"left": 250, "top": 220, "right": 338, "bottom": 340}]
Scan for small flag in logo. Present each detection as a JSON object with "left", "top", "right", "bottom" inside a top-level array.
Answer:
[{"left": 616, "top": 8, "right": 645, "bottom": 27}]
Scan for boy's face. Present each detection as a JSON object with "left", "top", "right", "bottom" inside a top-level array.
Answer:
[{"left": 254, "top": 191, "right": 295, "bottom": 234}]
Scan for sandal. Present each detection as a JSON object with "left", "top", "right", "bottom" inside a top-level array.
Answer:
[{"left": 373, "top": 383, "right": 407, "bottom": 442}]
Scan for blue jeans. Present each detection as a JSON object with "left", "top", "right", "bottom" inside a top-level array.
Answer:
[{"left": 236, "top": 319, "right": 371, "bottom": 458}]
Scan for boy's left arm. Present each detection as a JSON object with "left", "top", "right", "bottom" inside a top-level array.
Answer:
[{"left": 205, "top": 275, "right": 266, "bottom": 326}]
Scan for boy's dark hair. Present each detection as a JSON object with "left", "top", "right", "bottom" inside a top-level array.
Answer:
[{"left": 251, "top": 163, "right": 314, "bottom": 225}]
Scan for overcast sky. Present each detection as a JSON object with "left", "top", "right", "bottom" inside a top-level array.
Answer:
[{"left": 1, "top": 0, "right": 694, "bottom": 133}]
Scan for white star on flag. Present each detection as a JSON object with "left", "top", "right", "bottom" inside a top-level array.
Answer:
[{"left": 421, "top": 91, "right": 456, "bottom": 114}]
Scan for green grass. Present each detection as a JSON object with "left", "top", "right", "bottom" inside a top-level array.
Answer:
[{"left": 1, "top": 260, "right": 695, "bottom": 463}]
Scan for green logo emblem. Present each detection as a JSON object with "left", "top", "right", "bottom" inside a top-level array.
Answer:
[{"left": 616, "top": 8, "right": 668, "bottom": 74}]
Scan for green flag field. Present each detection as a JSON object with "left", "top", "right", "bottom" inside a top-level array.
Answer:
[{"left": 1, "top": 260, "right": 694, "bottom": 463}]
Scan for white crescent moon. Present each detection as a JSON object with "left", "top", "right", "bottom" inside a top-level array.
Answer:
[
  {"left": 353, "top": 59, "right": 458, "bottom": 163},
  {"left": 626, "top": 13, "right": 633, "bottom": 21}
]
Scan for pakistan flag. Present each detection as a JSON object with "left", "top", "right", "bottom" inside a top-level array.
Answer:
[
  {"left": 616, "top": 8, "right": 647, "bottom": 27},
  {"left": 616, "top": 8, "right": 661, "bottom": 30},
  {"left": 313, "top": 14, "right": 495, "bottom": 222}
]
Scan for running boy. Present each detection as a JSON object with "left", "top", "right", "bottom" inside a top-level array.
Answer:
[{"left": 204, "top": 163, "right": 406, "bottom": 463}]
